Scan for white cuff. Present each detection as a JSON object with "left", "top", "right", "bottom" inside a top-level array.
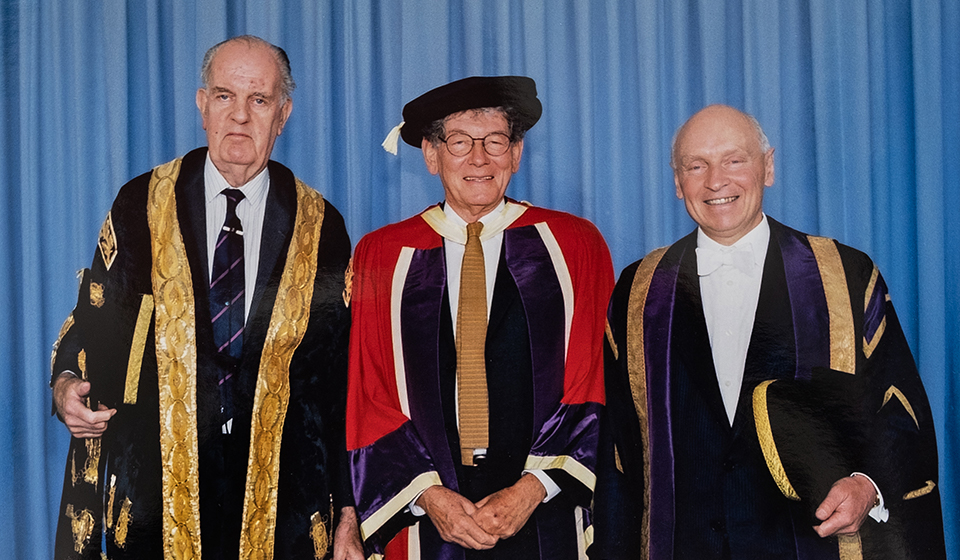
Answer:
[
  {"left": 851, "top": 472, "right": 889, "bottom": 523},
  {"left": 524, "top": 469, "right": 561, "bottom": 503},
  {"left": 408, "top": 488, "right": 430, "bottom": 517}
]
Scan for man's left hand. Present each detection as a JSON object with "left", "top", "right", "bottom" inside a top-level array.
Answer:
[
  {"left": 813, "top": 475, "right": 877, "bottom": 537},
  {"left": 333, "top": 506, "right": 364, "bottom": 560},
  {"left": 472, "top": 473, "right": 547, "bottom": 539}
]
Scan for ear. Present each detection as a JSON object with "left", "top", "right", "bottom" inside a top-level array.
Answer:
[
  {"left": 674, "top": 172, "right": 684, "bottom": 199},
  {"left": 422, "top": 138, "right": 440, "bottom": 175},
  {"left": 510, "top": 139, "right": 524, "bottom": 173},
  {"left": 278, "top": 98, "right": 293, "bottom": 136},
  {"left": 763, "top": 147, "right": 776, "bottom": 186},
  {"left": 196, "top": 88, "right": 209, "bottom": 130}
]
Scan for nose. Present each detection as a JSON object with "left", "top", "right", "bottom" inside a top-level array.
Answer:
[
  {"left": 705, "top": 164, "right": 727, "bottom": 191},
  {"left": 467, "top": 139, "right": 490, "bottom": 165},
  {"left": 231, "top": 101, "right": 250, "bottom": 123}
]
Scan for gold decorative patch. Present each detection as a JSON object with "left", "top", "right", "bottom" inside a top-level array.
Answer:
[
  {"left": 98, "top": 211, "right": 118, "bottom": 271},
  {"left": 106, "top": 475, "right": 117, "bottom": 529},
  {"left": 83, "top": 438, "right": 100, "bottom": 485},
  {"left": 116, "top": 497, "right": 132, "bottom": 548},
  {"left": 903, "top": 480, "right": 936, "bottom": 500},
  {"left": 343, "top": 257, "right": 354, "bottom": 308},
  {"left": 66, "top": 504, "right": 95, "bottom": 553},
  {"left": 51, "top": 312, "right": 75, "bottom": 374},
  {"left": 881, "top": 386, "right": 919, "bottom": 429},
  {"left": 310, "top": 510, "right": 330, "bottom": 560},
  {"left": 239, "top": 180, "right": 325, "bottom": 560},
  {"left": 89, "top": 282, "right": 105, "bottom": 308}
]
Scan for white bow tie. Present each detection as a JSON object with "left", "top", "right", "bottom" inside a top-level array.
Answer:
[{"left": 696, "top": 243, "right": 755, "bottom": 276}]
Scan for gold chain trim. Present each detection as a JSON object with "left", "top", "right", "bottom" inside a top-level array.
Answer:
[
  {"left": 146, "top": 158, "right": 203, "bottom": 560},
  {"left": 238, "top": 179, "right": 326, "bottom": 560},
  {"left": 625, "top": 246, "right": 668, "bottom": 560}
]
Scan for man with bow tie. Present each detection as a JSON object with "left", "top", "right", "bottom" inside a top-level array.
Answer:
[
  {"left": 346, "top": 76, "right": 614, "bottom": 560},
  {"left": 589, "top": 105, "right": 944, "bottom": 559}
]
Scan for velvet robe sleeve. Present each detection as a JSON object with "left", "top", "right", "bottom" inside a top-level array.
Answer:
[{"left": 346, "top": 229, "right": 443, "bottom": 554}]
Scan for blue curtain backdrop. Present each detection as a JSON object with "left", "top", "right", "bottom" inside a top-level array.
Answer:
[{"left": 1, "top": 0, "right": 957, "bottom": 557}]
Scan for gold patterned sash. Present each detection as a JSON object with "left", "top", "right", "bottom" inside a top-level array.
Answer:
[{"left": 147, "top": 159, "right": 327, "bottom": 560}]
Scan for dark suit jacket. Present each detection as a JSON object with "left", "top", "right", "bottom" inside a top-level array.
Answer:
[
  {"left": 590, "top": 219, "right": 944, "bottom": 560},
  {"left": 52, "top": 148, "right": 352, "bottom": 560}
]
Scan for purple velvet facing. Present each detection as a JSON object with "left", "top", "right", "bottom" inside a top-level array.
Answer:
[
  {"left": 779, "top": 231, "right": 830, "bottom": 380},
  {"left": 863, "top": 272, "right": 887, "bottom": 343},
  {"left": 504, "top": 226, "right": 566, "bottom": 427},
  {"left": 528, "top": 401, "right": 602, "bottom": 468},
  {"left": 644, "top": 246, "right": 682, "bottom": 559}
]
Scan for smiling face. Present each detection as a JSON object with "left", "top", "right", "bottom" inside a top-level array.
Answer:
[
  {"left": 196, "top": 40, "right": 292, "bottom": 187},
  {"left": 673, "top": 105, "right": 775, "bottom": 245},
  {"left": 422, "top": 109, "right": 523, "bottom": 223}
]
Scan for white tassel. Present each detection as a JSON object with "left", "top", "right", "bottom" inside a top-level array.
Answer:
[{"left": 381, "top": 121, "right": 405, "bottom": 155}]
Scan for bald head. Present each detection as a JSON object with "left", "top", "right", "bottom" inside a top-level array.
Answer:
[{"left": 671, "top": 104, "right": 775, "bottom": 245}]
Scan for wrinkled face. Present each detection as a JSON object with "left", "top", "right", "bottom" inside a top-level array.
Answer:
[
  {"left": 196, "top": 41, "right": 292, "bottom": 187},
  {"left": 673, "top": 105, "right": 775, "bottom": 245},
  {"left": 422, "top": 109, "right": 523, "bottom": 223}
]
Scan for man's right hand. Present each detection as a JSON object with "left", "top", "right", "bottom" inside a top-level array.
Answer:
[
  {"left": 53, "top": 372, "right": 116, "bottom": 438},
  {"left": 416, "top": 486, "right": 498, "bottom": 550}
]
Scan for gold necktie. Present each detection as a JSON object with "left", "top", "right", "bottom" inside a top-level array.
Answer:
[{"left": 457, "top": 221, "right": 488, "bottom": 466}]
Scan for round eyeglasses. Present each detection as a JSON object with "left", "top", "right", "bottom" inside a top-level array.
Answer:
[{"left": 440, "top": 132, "right": 512, "bottom": 157}]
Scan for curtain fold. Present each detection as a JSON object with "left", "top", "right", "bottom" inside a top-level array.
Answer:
[{"left": 2, "top": 1, "right": 957, "bottom": 557}]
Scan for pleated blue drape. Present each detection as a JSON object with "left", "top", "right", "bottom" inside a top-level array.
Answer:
[{"left": 1, "top": 1, "right": 957, "bottom": 557}]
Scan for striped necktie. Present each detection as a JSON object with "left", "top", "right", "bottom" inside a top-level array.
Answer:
[
  {"left": 210, "top": 188, "right": 245, "bottom": 428},
  {"left": 457, "top": 221, "right": 488, "bottom": 465}
]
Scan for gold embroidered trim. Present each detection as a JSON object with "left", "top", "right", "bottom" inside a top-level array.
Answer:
[
  {"left": 343, "top": 257, "right": 353, "bottom": 308},
  {"left": 309, "top": 510, "right": 331, "bottom": 560},
  {"left": 864, "top": 266, "right": 879, "bottom": 312},
  {"left": 614, "top": 445, "right": 623, "bottom": 473},
  {"left": 360, "top": 471, "right": 442, "bottom": 540},
  {"left": 238, "top": 179, "right": 326, "bottom": 560},
  {"left": 881, "top": 385, "right": 919, "bottom": 429},
  {"left": 147, "top": 157, "right": 203, "bottom": 560},
  {"left": 605, "top": 319, "right": 618, "bottom": 361},
  {"left": 90, "top": 282, "right": 106, "bottom": 308},
  {"left": 753, "top": 380, "right": 800, "bottom": 500},
  {"left": 124, "top": 295, "right": 155, "bottom": 404},
  {"left": 903, "top": 480, "right": 936, "bottom": 500},
  {"left": 116, "top": 497, "right": 132, "bottom": 548},
  {"left": 99, "top": 211, "right": 118, "bottom": 271},
  {"left": 863, "top": 316, "right": 886, "bottom": 360},
  {"left": 837, "top": 532, "right": 863, "bottom": 560},
  {"left": 524, "top": 454, "right": 597, "bottom": 490},
  {"left": 51, "top": 312, "right": 75, "bottom": 375},
  {"left": 66, "top": 504, "right": 96, "bottom": 553},
  {"left": 625, "top": 246, "right": 668, "bottom": 560},
  {"left": 808, "top": 236, "right": 855, "bottom": 374}
]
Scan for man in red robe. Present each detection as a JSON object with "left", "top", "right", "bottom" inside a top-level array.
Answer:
[{"left": 346, "top": 76, "right": 614, "bottom": 559}]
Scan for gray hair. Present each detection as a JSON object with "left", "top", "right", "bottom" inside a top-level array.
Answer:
[
  {"left": 200, "top": 35, "right": 296, "bottom": 103},
  {"left": 424, "top": 106, "right": 532, "bottom": 146},
  {"left": 670, "top": 106, "right": 771, "bottom": 170}
]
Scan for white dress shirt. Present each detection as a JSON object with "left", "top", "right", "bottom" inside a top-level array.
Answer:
[
  {"left": 697, "top": 215, "right": 769, "bottom": 425},
  {"left": 203, "top": 154, "right": 270, "bottom": 321}
]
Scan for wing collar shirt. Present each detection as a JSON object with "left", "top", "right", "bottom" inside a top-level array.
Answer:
[
  {"left": 204, "top": 154, "right": 270, "bottom": 322},
  {"left": 697, "top": 214, "right": 769, "bottom": 426}
]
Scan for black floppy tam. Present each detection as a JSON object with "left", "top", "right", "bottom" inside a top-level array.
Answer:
[
  {"left": 752, "top": 367, "right": 870, "bottom": 523},
  {"left": 397, "top": 75, "right": 542, "bottom": 149}
]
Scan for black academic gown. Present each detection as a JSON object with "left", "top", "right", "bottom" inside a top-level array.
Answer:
[
  {"left": 51, "top": 148, "right": 352, "bottom": 560},
  {"left": 590, "top": 219, "right": 945, "bottom": 560}
]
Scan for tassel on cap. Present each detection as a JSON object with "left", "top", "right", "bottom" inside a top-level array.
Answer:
[{"left": 382, "top": 121, "right": 404, "bottom": 155}]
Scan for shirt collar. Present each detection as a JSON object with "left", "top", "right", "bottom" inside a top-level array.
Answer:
[
  {"left": 442, "top": 199, "right": 507, "bottom": 227},
  {"left": 203, "top": 153, "right": 270, "bottom": 207},
  {"left": 696, "top": 214, "right": 770, "bottom": 267}
]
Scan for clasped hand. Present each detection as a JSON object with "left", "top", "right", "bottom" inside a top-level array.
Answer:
[{"left": 416, "top": 473, "right": 547, "bottom": 550}]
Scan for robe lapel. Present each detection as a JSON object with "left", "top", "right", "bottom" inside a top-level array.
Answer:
[{"left": 675, "top": 238, "right": 732, "bottom": 431}]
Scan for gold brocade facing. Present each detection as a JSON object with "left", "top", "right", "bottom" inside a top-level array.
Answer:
[
  {"left": 238, "top": 179, "right": 326, "bottom": 560},
  {"left": 807, "top": 237, "right": 855, "bottom": 374},
  {"left": 625, "top": 246, "right": 667, "bottom": 560},
  {"left": 146, "top": 158, "right": 203, "bottom": 560},
  {"left": 752, "top": 380, "right": 800, "bottom": 501}
]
